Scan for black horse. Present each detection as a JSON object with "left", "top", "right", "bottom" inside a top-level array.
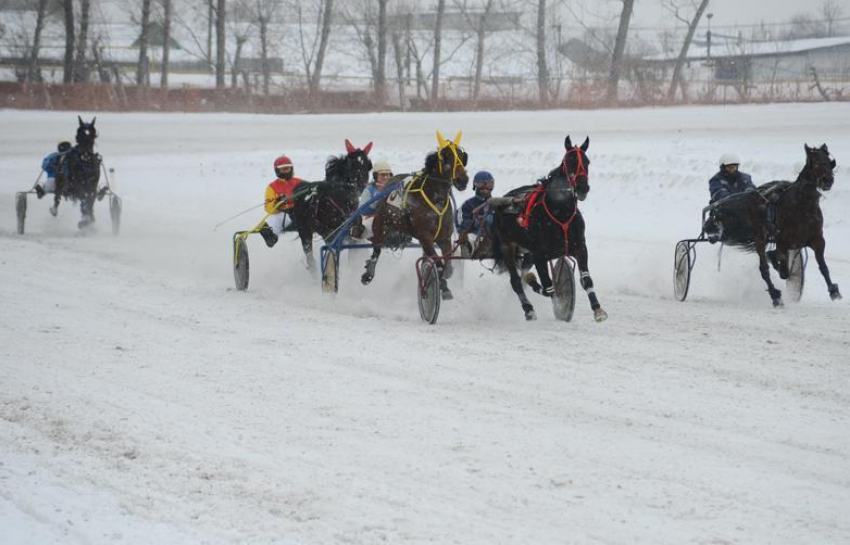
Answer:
[
  {"left": 53, "top": 116, "right": 102, "bottom": 229},
  {"left": 708, "top": 143, "right": 840, "bottom": 307},
  {"left": 361, "top": 131, "right": 469, "bottom": 299},
  {"left": 291, "top": 139, "right": 373, "bottom": 269},
  {"left": 490, "top": 135, "right": 607, "bottom": 322}
]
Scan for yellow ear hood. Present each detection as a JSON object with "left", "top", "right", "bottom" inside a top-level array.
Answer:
[
  {"left": 436, "top": 130, "right": 448, "bottom": 150},
  {"left": 453, "top": 131, "right": 462, "bottom": 146}
]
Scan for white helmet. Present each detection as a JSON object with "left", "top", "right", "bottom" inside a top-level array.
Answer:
[
  {"left": 719, "top": 153, "right": 741, "bottom": 167},
  {"left": 373, "top": 159, "right": 392, "bottom": 174}
]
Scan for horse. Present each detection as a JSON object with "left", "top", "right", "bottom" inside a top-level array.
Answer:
[
  {"left": 490, "top": 135, "right": 607, "bottom": 322},
  {"left": 53, "top": 116, "right": 102, "bottom": 229},
  {"left": 290, "top": 139, "right": 373, "bottom": 269},
  {"left": 360, "top": 131, "right": 469, "bottom": 299},
  {"left": 708, "top": 143, "right": 840, "bottom": 307}
]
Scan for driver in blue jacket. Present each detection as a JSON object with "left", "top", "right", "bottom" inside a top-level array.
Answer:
[{"left": 709, "top": 153, "right": 755, "bottom": 202}]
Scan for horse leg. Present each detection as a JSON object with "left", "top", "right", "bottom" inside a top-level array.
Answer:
[
  {"left": 504, "top": 244, "right": 536, "bottom": 320},
  {"left": 571, "top": 240, "right": 607, "bottom": 322},
  {"left": 755, "top": 241, "right": 783, "bottom": 307},
  {"left": 811, "top": 235, "right": 842, "bottom": 301},
  {"left": 78, "top": 193, "right": 96, "bottom": 229},
  {"left": 361, "top": 245, "right": 382, "bottom": 285},
  {"left": 298, "top": 229, "right": 316, "bottom": 271},
  {"left": 525, "top": 257, "right": 553, "bottom": 296}
]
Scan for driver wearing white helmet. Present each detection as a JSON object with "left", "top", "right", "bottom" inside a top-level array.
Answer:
[
  {"left": 709, "top": 153, "right": 755, "bottom": 202},
  {"left": 354, "top": 159, "right": 394, "bottom": 240}
]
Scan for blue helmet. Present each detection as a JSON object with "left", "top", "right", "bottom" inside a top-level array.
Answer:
[{"left": 473, "top": 170, "right": 494, "bottom": 190}]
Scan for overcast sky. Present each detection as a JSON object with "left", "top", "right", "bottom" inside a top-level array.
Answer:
[{"left": 565, "top": 0, "right": 850, "bottom": 33}]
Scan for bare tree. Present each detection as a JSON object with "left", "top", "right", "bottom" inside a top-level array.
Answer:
[
  {"left": 293, "top": 0, "right": 334, "bottom": 101},
  {"left": 536, "top": 0, "right": 549, "bottom": 106},
  {"left": 74, "top": 0, "right": 91, "bottom": 82},
  {"left": 252, "top": 0, "right": 281, "bottom": 96},
  {"left": 137, "top": 0, "right": 152, "bottom": 86},
  {"left": 337, "top": 0, "right": 389, "bottom": 106},
  {"left": 391, "top": 24, "right": 406, "bottom": 110},
  {"left": 821, "top": 0, "right": 844, "bottom": 37},
  {"left": 62, "top": 0, "right": 75, "bottom": 83},
  {"left": 161, "top": 0, "right": 173, "bottom": 87},
  {"left": 455, "top": 0, "right": 495, "bottom": 106},
  {"left": 27, "top": 0, "right": 49, "bottom": 83},
  {"left": 430, "top": 0, "right": 446, "bottom": 107},
  {"left": 216, "top": 0, "right": 227, "bottom": 94},
  {"left": 607, "top": 0, "right": 634, "bottom": 104},
  {"left": 664, "top": 0, "right": 709, "bottom": 102}
]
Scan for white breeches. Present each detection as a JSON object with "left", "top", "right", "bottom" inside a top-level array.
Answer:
[{"left": 267, "top": 212, "right": 294, "bottom": 234}]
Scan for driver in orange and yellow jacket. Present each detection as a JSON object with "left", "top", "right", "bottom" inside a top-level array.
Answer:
[{"left": 259, "top": 155, "right": 303, "bottom": 247}]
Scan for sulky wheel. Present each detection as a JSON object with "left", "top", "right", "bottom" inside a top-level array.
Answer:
[
  {"left": 233, "top": 237, "right": 250, "bottom": 291},
  {"left": 109, "top": 194, "right": 122, "bottom": 236},
  {"left": 673, "top": 241, "right": 692, "bottom": 302},
  {"left": 322, "top": 250, "right": 340, "bottom": 294},
  {"left": 418, "top": 258, "right": 442, "bottom": 324},
  {"left": 16, "top": 192, "right": 27, "bottom": 235},
  {"left": 551, "top": 257, "right": 576, "bottom": 322},
  {"left": 786, "top": 248, "right": 805, "bottom": 303}
]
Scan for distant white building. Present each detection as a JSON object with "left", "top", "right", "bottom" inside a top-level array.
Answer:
[{"left": 641, "top": 35, "right": 850, "bottom": 82}]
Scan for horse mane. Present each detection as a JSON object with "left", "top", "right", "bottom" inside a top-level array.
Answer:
[
  {"left": 424, "top": 151, "right": 439, "bottom": 173},
  {"left": 324, "top": 154, "right": 347, "bottom": 182}
]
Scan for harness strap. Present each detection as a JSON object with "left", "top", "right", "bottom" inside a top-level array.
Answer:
[{"left": 403, "top": 173, "right": 452, "bottom": 240}]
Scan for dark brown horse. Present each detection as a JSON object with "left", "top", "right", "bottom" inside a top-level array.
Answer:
[
  {"left": 291, "top": 139, "right": 373, "bottom": 269},
  {"left": 490, "top": 135, "right": 607, "bottom": 322},
  {"left": 711, "top": 144, "right": 840, "bottom": 306},
  {"left": 360, "top": 131, "right": 469, "bottom": 299},
  {"left": 53, "top": 116, "right": 102, "bottom": 229}
]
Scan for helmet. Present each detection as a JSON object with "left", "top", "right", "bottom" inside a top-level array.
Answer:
[
  {"left": 58, "top": 141, "right": 72, "bottom": 153},
  {"left": 373, "top": 160, "right": 392, "bottom": 174},
  {"left": 473, "top": 170, "right": 494, "bottom": 190},
  {"left": 719, "top": 153, "right": 741, "bottom": 167},
  {"left": 274, "top": 155, "right": 293, "bottom": 177}
]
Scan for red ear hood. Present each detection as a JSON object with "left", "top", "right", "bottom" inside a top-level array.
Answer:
[{"left": 346, "top": 139, "right": 373, "bottom": 155}]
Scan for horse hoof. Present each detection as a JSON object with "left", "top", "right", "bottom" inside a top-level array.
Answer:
[
  {"left": 525, "top": 310, "right": 537, "bottom": 321},
  {"left": 361, "top": 274, "right": 373, "bottom": 285},
  {"left": 49, "top": 206, "right": 58, "bottom": 217},
  {"left": 830, "top": 291, "right": 842, "bottom": 301},
  {"left": 593, "top": 308, "right": 608, "bottom": 322},
  {"left": 441, "top": 289, "right": 453, "bottom": 301},
  {"left": 772, "top": 298, "right": 784, "bottom": 308}
]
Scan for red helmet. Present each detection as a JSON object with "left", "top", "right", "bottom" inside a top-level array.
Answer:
[{"left": 274, "top": 155, "right": 293, "bottom": 177}]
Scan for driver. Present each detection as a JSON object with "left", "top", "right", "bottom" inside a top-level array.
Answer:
[
  {"left": 709, "top": 153, "right": 755, "bottom": 203},
  {"left": 259, "top": 155, "right": 304, "bottom": 248},
  {"left": 355, "top": 159, "right": 394, "bottom": 240}
]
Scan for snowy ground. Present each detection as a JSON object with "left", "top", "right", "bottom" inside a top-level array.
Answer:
[{"left": 1, "top": 104, "right": 849, "bottom": 544}]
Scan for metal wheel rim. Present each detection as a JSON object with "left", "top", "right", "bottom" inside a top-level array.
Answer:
[
  {"left": 418, "top": 260, "right": 441, "bottom": 324},
  {"left": 110, "top": 195, "right": 122, "bottom": 236},
  {"left": 787, "top": 249, "right": 805, "bottom": 302},
  {"left": 551, "top": 258, "right": 576, "bottom": 322},
  {"left": 674, "top": 241, "right": 691, "bottom": 302},
  {"left": 234, "top": 238, "right": 250, "bottom": 291},
  {"left": 16, "top": 193, "right": 27, "bottom": 235},
  {"left": 322, "top": 251, "right": 339, "bottom": 294}
]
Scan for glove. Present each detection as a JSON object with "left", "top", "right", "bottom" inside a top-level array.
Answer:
[{"left": 35, "top": 185, "right": 45, "bottom": 199}]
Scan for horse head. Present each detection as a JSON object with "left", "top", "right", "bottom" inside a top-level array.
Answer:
[
  {"left": 804, "top": 143, "right": 836, "bottom": 192},
  {"left": 427, "top": 130, "right": 469, "bottom": 191},
  {"left": 76, "top": 116, "right": 97, "bottom": 149},
  {"left": 558, "top": 135, "right": 590, "bottom": 202},
  {"left": 327, "top": 139, "right": 373, "bottom": 192}
]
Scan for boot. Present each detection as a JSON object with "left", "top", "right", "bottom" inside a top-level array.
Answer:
[
  {"left": 35, "top": 185, "right": 45, "bottom": 199},
  {"left": 259, "top": 225, "right": 278, "bottom": 248}
]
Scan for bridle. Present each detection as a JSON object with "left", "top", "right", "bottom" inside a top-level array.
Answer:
[{"left": 561, "top": 147, "right": 588, "bottom": 189}]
